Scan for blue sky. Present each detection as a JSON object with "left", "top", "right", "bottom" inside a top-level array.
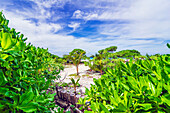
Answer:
[{"left": 0, "top": 0, "right": 170, "bottom": 56}]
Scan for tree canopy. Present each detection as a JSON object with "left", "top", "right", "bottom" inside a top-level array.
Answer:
[
  {"left": 68, "top": 49, "right": 86, "bottom": 75},
  {"left": 98, "top": 46, "right": 117, "bottom": 54},
  {"left": 112, "top": 49, "right": 141, "bottom": 58}
]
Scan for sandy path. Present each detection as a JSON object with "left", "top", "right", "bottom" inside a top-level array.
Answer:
[{"left": 55, "top": 64, "right": 101, "bottom": 93}]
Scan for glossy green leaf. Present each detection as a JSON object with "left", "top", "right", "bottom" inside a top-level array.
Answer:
[
  {"left": 121, "top": 82, "right": 130, "bottom": 91},
  {"left": 19, "top": 102, "right": 38, "bottom": 112},
  {"left": 128, "top": 76, "right": 139, "bottom": 92},
  {"left": 161, "top": 96, "right": 170, "bottom": 106},
  {"left": 1, "top": 32, "right": 13, "bottom": 50},
  {"left": 100, "top": 103, "right": 110, "bottom": 113},
  {"left": 148, "top": 81, "right": 155, "bottom": 95},
  {"left": 138, "top": 103, "right": 152, "bottom": 111},
  {"left": 0, "top": 69, "right": 7, "bottom": 86}
]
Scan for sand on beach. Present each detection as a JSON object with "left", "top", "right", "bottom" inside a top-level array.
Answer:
[{"left": 55, "top": 64, "right": 101, "bottom": 93}]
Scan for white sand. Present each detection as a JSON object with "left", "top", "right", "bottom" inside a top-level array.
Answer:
[{"left": 55, "top": 64, "right": 101, "bottom": 93}]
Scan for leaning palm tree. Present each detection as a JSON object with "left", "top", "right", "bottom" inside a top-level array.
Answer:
[{"left": 68, "top": 49, "right": 86, "bottom": 75}]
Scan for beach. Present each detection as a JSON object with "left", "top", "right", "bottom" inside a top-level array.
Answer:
[{"left": 55, "top": 64, "right": 101, "bottom": 93}]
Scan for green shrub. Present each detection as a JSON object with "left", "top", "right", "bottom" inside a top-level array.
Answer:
[
  {"left": 0, "top": 11, "right": 62, "bottom": 112},
  {"left": 78, "top": 46, "right": 170, "bottom": 112}
]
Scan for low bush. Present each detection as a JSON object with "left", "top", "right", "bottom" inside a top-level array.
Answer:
[
  {"left": 78, "top": 45, "right": 170, "bottom": 112},
  {"left": 0, "top": 12, "right": 63, "bottom": 112}
]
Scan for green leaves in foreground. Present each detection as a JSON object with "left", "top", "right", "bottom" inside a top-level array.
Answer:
[
  {"left": 167, "top": 43, "right": 170, "bottom": 49},
  {"left": 78, "top": 54, "right": 170, "bottom": 112},
  {"left": 0, "top": 69, "right": 7, "bottom": 86},
  {"left": 0, "top": 11, "right": 62, "bottom": 112}
]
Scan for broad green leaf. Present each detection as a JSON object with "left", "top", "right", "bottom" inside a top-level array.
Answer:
[
  {"left": 118, "top": 103, "right": 127, "bottom": 111},
  {"left": 121, "top": 82, "right": 130, "bottom": 91},
  {"left": 128, "top": 76, "right": 139, "bottom": 92},
  {"left": 110, "top": 96, "right": 118, "bottom": 106},
  {"left": 1, "top": 54, "right": 8, "bottom": 60},
  {"left": 100, "top": 103, "right": 110, "bottom": 113},
  {"left": 161, "top": 96, "right": 170, "bottom": 106},
  {"left": 12, "top": 87, "right": 21, "bottom": 92},
  {"left": 0, "top": 58, "right": 5, "bottom": 62},
  {"left": 164, "top": 84, "right": 170, "bottom": 94},
  {"left": 70, "top": 78, "right": 76, "bottom": 85},
  {"left": 0, "top": 69, "right": 7, "bottom": 86},
  {"left": 138, "top": 103, "right": 152, "bottom": 111},
  {"left": 19, "top": 87, "right": 34, "bottom": 105},
  {"left": 19, "top": 102, "right": 38, "bottom": 112},
  {"left": 1, "top": 32, "right": 14, "bottom": 50},
  {"left": 124, "top": 91, "right": 128, "bottom": 108},
  {"left": 148, "top": 81, "right": 155, "bottom": 95},
  {"left": 155, "top": 82, "right": 162, "bottom": 97},
  {"left": 113, "top": 90, "right": 120, "bottom": 103},
  {"left": 90, "top": 101, "right": 98, "bottom": 112}
]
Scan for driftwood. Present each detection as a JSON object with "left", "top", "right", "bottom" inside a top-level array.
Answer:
[
  {"left": 55, "top": 85, "right": 85, "bottom": 113},
  {"left": 58, "top": 73, "right": 68, "bottom": 83}
]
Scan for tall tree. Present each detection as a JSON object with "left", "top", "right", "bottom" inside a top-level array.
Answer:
[{"left": 68, "top": 49, "right": 86, "bottom": 75}]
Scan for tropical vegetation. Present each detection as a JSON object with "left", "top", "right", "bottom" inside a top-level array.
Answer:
[
  {"left": 0, "top": 11, "right": 63, "bottom": 112},
  {"left": 85, "top": 46, "right": 141, "bottom": 75},
  {"left": 1, "top": 10, "right": 170, "bottom": 113},
  {"left": 78, "top": 44, "right": 170, "bottom": 112}
]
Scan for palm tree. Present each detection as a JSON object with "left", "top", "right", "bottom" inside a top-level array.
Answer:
[
  {"left": 70, "top": 77, "right": 80, "bottom": 94},
  {"left": 68, "top": 49, "right": 86, "bottom": 75}
]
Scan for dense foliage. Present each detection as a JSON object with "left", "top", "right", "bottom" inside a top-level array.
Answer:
[
  {"left": 112, "top": 49, "right": 141, "bottom": 58},
  {"left": 78, "top": 45, "right": 170, "bottom": 112},
  {"left": 98, "top": 46, "right": 117, "bottom": 54},
  {"left": 0, "top": 12, "right": 63, "bottom": 112},
  {"left": 85, "top": 47, "right": 141, "bottom": 75}
]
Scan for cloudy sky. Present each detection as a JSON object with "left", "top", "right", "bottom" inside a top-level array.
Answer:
[{"left": 0, "top": 0, "right": 170, "bottom": 56}]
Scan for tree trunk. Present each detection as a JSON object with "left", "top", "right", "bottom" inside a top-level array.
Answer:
[
  {"left": 100, "top": 70, "right": 103, "bottom": 75},
  {"left": 74, "top": 86, "right": 76, "bottom": 94},
  {"left": 76, "top": 65, "right": 79, "bottom": 75}
]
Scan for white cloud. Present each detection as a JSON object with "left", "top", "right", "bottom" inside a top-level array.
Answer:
[
  {"left": 72, "top": 10, "right": 83, "bottom": 19},
  {"left": 68, "top": 22, "right": 80, "bottom": 31},
  {"left": 84, "top": 13, "right": 98, "bottom": 20},
  {"left": 72, "top": 0, "right": 170, "bottom": 41},
  {"left": 72, "top": 10, "right": 98, "bottom": 20},
  {"left": 3, "top": 9, "right": 170, "bottom": 56},
  {"left": 1, "top": 0, "right": 170, "bottom": 56},
  {"left": 30, "top": 0, "right": 71, "bottom": 8},
  {"left": 86, "top": 0, "right": 170, "bottom": 41},
  {"left": 2, "top": 10, "right": 106, "bottom": 56}
]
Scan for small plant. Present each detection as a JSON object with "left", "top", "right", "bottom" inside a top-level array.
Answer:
[
  {"left": 70, "top": 77, "right": 80, "bottom": 94},
  {"left": 69, "top": 73, "right": 77, "bottom": 76}
]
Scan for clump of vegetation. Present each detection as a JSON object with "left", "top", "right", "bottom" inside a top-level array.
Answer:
[
  {"left": 78, "top": 44, "right": 170, "bottom": 112},
  {"left": 0, "top": 12, "right": 63, "bottom": 112},
  {"left": 85, "top": 46, "right": 141, "bottom": 75}
]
